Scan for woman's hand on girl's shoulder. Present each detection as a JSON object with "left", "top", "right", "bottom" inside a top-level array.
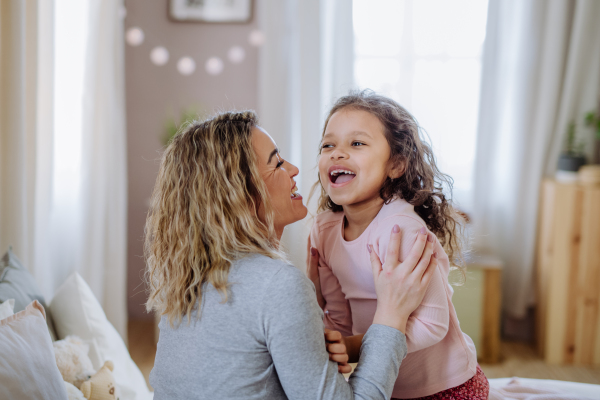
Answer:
[{"left": 370, "top": 225, "right": 438, "bottom": 333}]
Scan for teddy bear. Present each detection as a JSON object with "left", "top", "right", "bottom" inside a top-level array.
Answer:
[
  {"left": 64, "top": 381, "right": 87, "bottom": 400},
  {"left": 53, "top": 336, "right": 95, "bottom": 389},
  {"left": 80, "top": 360, "right": 118, "bottom": 400}
]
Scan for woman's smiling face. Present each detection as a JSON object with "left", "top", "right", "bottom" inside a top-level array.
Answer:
[
  {"left": 252, "top": 126, "right": 308, "bottom": 238},
  {"left": 318, "top": 108, "right": 395, "bottom": 208}
]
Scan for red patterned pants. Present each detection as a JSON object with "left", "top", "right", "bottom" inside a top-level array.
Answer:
[{"left": 393, "top": 365, "right": 489, "bottom": 400}]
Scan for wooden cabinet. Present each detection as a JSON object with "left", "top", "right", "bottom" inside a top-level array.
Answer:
[
  {"left": 536, "top": 179, "right": 600, "bottom": 365},
  {"left": 452, "top": 254, "right": 502, "bottom": 364}
]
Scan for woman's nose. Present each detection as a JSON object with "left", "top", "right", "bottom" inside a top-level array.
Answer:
[{"left": 286, "top": 160, "right": 299, "bottom": 178}]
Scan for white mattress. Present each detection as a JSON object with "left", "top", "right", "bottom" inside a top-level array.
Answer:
[{"left": 489, "top": 377, "right": 600, "bottom": 399}]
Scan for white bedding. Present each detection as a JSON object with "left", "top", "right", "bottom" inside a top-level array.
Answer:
[{"left": 489, "top": 377, "right": 600, "bottom": 400}]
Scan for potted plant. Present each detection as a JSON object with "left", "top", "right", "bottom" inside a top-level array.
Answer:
[
  {"left": 557, "top": 121, "right": 586, "bottom": 172},
  {"left": 584, "top": 110, "right": 600, "bottom": 164},
  {"left": 163, "top": 104, "right": 203, "bottom": 146}
]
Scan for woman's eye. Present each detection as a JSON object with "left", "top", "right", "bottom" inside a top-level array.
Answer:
[{"left": 276, "top": 160, "right": 284, "bottom": 168}]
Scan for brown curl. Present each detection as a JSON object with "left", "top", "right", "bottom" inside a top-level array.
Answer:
[{"left": 314, "top": 90, "right": 467, "bottom": 271}]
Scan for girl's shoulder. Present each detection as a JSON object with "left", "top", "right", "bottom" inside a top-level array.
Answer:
[
  {"left": 310, "top": 210, "right": 344, "bottom": 251},
  {"left": 369, "top": 199, "right": 429, "bottom": 246},
  {"left": 312, "top": 209, "right": 344, "bottom": 234},
  {"left": 376, "top": 198, "right": 425, "bottom": 230}
]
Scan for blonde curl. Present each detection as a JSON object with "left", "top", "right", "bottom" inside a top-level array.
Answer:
[{"left": 145, "top": 110, "right": 286, "bottom": 327}]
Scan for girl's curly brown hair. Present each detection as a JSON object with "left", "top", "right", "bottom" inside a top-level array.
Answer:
[{"left": 315, "top": 90, "right": 466, "bottom": 268}]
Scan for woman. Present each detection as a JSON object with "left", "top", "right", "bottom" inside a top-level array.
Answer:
[{"left": 146, "top": 111, "right": 438, "bottom": 399}]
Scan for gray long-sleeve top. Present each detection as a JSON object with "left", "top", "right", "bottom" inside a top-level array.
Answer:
[{"left": 150, "top": 254, "right": 407, "bottom": 400}]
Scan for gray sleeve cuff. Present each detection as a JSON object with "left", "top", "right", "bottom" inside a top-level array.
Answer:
[{"left": 348, "top": 324, "right": 407, "bottom": 399}]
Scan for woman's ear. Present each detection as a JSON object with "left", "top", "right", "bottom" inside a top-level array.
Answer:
[{"left": 389, "top": 159, "right": 406, "bottom": 180}]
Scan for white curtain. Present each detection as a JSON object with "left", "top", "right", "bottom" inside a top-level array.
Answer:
[
  {"left": 472, "top": 0, "right": 600, "bottom": 319},
  {"left": 0, "top": 0, "right": 55, "bottom": 299},
  {"left": 257, "top": 0, "right": 354, "bottom": 271},
  {"left": 0, "top": 0, "right": 128, "bottom": 340},
  {"left": 78, "top": 0, "right": 128, "bottom": 339}
]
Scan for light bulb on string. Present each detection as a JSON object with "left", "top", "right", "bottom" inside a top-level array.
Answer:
[
  {"left": 228, "top": 46, "right": 245, "bottom": 64},
  {"left": 248, "top": 30, "right": 265, "bottom": 47},
  {"left": 150, "top": 47, "right": 169, "bottom": 66},
  {"left": 177, "top": 57, "right": 196, "bottom": 76},
  {"left": 205, "top": 57, "right": 224, "bottom": 75},
  {"left": 126, "top": 27, "right": 144, "bottom": 46}
]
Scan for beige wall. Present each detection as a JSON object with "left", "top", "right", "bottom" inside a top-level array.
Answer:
[{"left": 124, "top": 0, "right": 259, "bottom": 319}]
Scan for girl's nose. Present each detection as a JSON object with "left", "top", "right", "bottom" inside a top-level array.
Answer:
[{"left": 330, "top": 148, "right": 348, "bottom": 160}]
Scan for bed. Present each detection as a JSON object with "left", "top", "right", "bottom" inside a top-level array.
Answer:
[{"left": 489, "top": 377, "right": 600, "bottom": 399}]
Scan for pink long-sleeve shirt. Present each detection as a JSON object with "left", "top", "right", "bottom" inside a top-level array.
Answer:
[{"left": 310, "top": 198, "right": 477, "bottom": 398}]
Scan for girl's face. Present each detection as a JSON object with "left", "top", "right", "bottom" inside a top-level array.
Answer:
[
  {"left": 319, "top": 108, "right": 396, "bottom": 208},
  {"left": 252, "top": 126, "right": 308, "bottom": 239}
]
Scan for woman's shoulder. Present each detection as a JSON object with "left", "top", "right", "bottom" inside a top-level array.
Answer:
[
  {"left": 234, "top": 253, "right": 291, "bottom": 274},
  {"left": 233, "top": 255, "right": 315, "bottom": 305},
  {"left": 234, "top": 254, "right": 307, "bottom": 285}
]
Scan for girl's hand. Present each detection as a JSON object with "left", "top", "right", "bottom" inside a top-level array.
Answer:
[
  {"left": 370, "top": 225, "right": 438, "bottom": 333},
  {"left": 324, "top": 329, "right": 352, "bottom": 374},
  {"left": 306, "top": 237, "right": 325, "bottom": 309}
]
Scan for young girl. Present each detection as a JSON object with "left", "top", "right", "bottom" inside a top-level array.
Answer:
[{"left": 309, "top": 90, "right": 488, "bottom": 399}]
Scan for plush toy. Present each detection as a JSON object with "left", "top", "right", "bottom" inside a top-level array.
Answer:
[
  {"left": 53, "top": 336, "right": 95, "bottom": 389},
  {"left": 64, "top": 382, "right": 87, "bottom": 400},
  {"left": 80, "top": 360, "right": 118, "bottom": 400}
]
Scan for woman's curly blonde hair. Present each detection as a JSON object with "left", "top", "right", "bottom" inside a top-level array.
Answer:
[{"left": 145, "top": 110, "right": 286, "bottom": 327}]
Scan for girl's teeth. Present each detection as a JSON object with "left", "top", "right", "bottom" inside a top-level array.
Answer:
[{"left": 330, "top": 170, "right": 355, "bottom": 176}]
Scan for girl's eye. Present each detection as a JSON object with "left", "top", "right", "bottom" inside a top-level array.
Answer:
[
  {"left": 352, "top": 141, "right": 365, "bottom": 146},
  {"left": 276, "top": 160, "right": 284, "bottom": 168},
  {"left": 321, "top": 144, "right": 333, "bottom": 149}
]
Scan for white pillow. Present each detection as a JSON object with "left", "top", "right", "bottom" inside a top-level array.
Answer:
[
  {"left": 0, "top": 298, "right": 15, "bottom": 320},
  {"left": 0, "top": 300, "right": 68, "bottom": 400},
  {"left": 49, "top": 273, "right": 153, "bottom": 400}
]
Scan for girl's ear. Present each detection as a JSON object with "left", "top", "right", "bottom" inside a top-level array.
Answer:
[{"left": 389, "top": 159, "right": 406, "bottom": 180}]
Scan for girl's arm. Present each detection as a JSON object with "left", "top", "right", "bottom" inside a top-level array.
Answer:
[
  {"left": 375, "top": 216, "right": 450, "bottom": 353},
  {"left": 344, "top": 334, "right": 365, "bottom": 363},
  {"left": 306, "top": 236, "right": 325, "bottom": 309},
  {"left": 309, "top": 225, "right": 354, "bottom": 337}
]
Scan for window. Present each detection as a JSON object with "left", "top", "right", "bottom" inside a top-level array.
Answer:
[
  {"left": 353, "top": 0, "right": 488, "bottom": 211},
  {"left": 53, "top": 0, "right": 88, "bottom": 206},
  {"left": 51, "top": 0, "right": 89, "bottom": 269}
]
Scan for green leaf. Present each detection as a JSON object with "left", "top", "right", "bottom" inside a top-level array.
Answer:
[
  {"left": 162, "top": 104, "right": 203, "bottom": 146},
  {"left": 584, "top": 111, "right": 596, "bottom": 127}
]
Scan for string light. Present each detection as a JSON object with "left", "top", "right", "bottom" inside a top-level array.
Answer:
[
  {"left": 126, "top": 27, "right": 144, "bottom": 46},
  {"left": 150, "top": 47, "right": 169, "bottom": 66},
  {"left": 248, "top": 30, "right": 265, "bottom": 46},
  {"left": 124, "top": 19, "right": 264, "bottom": 77},
  {"left": 227, "top": 46, "right": 245, "bottom": 64},
  {"left": 205, "top": 57, "right": 224, "bottom": 75},
  {"left": 177, "top": 57, "right": 196, "bottom": 75}
]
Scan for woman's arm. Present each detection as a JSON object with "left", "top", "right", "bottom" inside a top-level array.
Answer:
[
  {"left": 264, "top": 267, "right": 404, "bottom": 400},
  {"left": 266, "top": 226, "right": 436, "bottom": 400}
]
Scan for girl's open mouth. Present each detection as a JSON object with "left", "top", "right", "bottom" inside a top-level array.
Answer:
[{"left": 328, "top": 166, "right": 356, "bottom": 186}]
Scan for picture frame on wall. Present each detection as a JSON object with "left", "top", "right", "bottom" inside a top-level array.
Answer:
[{"left": 169, "top": 0, "right": 253, "bottom": 23}]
